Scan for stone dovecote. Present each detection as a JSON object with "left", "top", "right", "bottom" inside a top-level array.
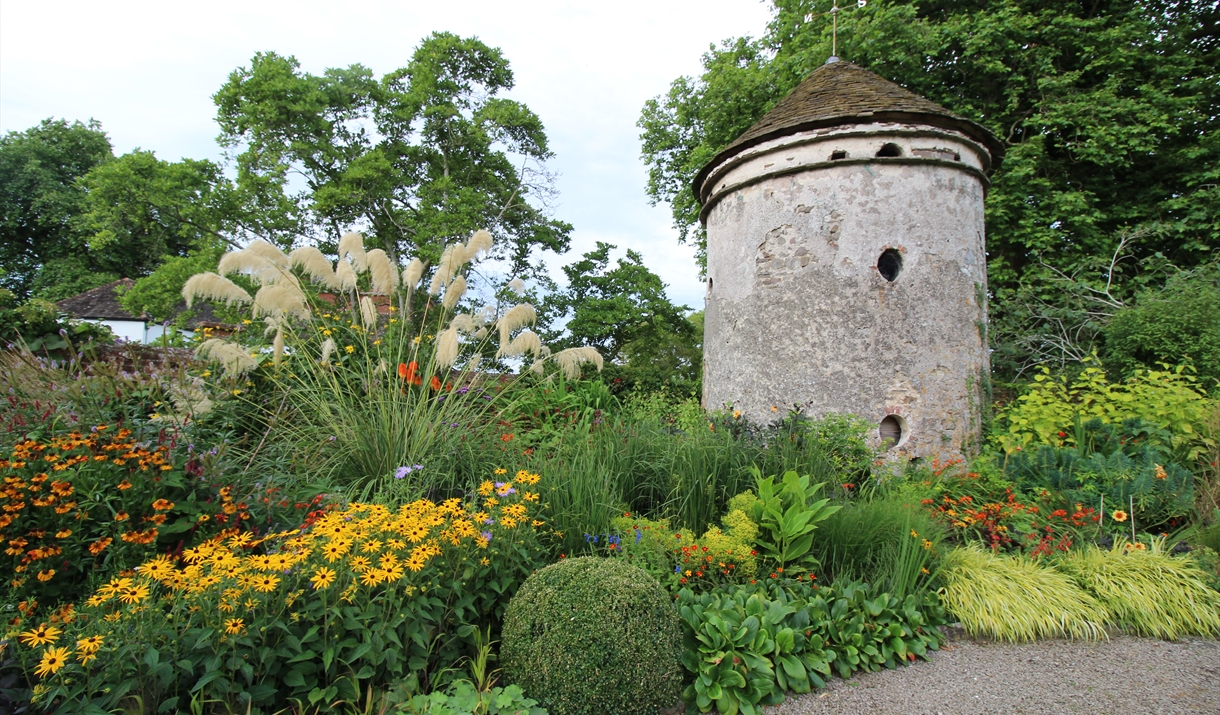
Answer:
[{"left": 696, "top": 59, "right": 1003, "bottom": 459}]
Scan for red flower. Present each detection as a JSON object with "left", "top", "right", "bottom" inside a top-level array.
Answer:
[
  {"left": 399, "top": 362, "right": 423, "bottom": 386},
  {"left": 429, "top": 376, "right": 442, "bottom": 391}
]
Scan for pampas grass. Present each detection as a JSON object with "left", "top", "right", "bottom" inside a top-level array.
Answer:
[
  {"left": 366, "top": 249, "right": 398, "bottom": 295},
  {"left": 244, "top": 239, "right": 289, "bottom": 268},
  {"left": 403, "top": 258, "right": 426, "bottom": 290},
  {"left": 182, "top": 273, "right": 253, "bottom": 308},
  {"left": 507, "top": 278, "right": 526, "bottom": 296},
  {"left": 195, "top": 339, "right": 258, "bottom": 376},
  {"left": 442, "top": 275, "right": 467, "bottom": 310},
  {"left": 359, "top": 296, "right": 378, "bottom": 329},
  {"left": 940, "top": 545, "right": 1108, "bottom": 642},
  {"left": 499, "top": 329, "right": 542, "bottom": 359},
  {"left": 466, "top": 229, "right": 493, "bottom": 258},
  {"left": 320, "top": 338, "right": 336, "bottom": 364},
  {"left": 428, "top": 244, "right": 466, "bottom": 295},
  {"left": 450, "top": 314, "right": 477, "bottom": 335},
  {"left": 338, "top": 231, "right": 367, "bottom": 272},
  {"left": 336, "top": 259, "right": 359, "bottom": 293},
  {"left": 1055, "top": 538, "right": 1220, "bottom": 638},
  {"left": 553, "top": 347, "right": 603, "bottom": 379},
  {"left": 253, "top": 284, "right": 310, "bottom": 321},
  {"left": 289, "top": 246, "right": 340, "bottom": 290},
  {"left": 497, "top": 304, "right": 537, "bottom": 345},
  {"left": 435, "top": 326, "right": 460, "bottom": 368}
]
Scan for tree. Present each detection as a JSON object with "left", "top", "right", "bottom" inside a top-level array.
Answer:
[
  {"left": 213, "top": 32, "right": 571, "bottom": 284},
  {"left": 0, "top": 119, "right": 114, "bottom": 299},
  {"left": 639, "top": 0, "right": 1220, "bottom": 378},
  {"left": 543, "top": 242, "right": 699, "bottom": 391}
]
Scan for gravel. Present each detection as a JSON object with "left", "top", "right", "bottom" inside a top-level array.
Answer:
[{"left": 765, "top": 634, "right": 1220, "bottom": 715}]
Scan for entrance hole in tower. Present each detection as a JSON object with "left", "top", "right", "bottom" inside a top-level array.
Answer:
[
  {"left": 878, "top": 249, "right": 903, "bottom": 282},
  {"left": 707, "top": 277, "right": 713, "bottom": 293},
  {"left": 876, "top": 143, "right": 903, "bottom": 158},
  {"left": 879, "top": 415, "right": 908, "bottom": 449},
  {"left": 830, "top": 149, "right": 848, "bottom": 161}
]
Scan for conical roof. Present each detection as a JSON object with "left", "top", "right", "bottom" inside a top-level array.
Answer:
[{"left": 693, "top": 60, "right": 1004, "bottom": 200}]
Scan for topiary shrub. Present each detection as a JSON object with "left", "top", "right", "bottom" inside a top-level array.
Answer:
[{"left": 501, "top": 556, "right": 683, "bottom": 715}]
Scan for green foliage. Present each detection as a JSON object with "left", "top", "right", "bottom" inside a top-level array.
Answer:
[
  {"left": 501, "top": 557, "right": 683, "bottom": 715},
  {"left": 0, "top": 292, "right": 113, "bottom": 353},
  {"left": 1003, "top": 419, "right": 1196, "bottom": 532},
  {"left": 0, "top": 119, "right": 114, "bottom": 300},
  {"left": 541, "top": 243, "right": 699, "bottom": 396},
  {"left": 213, "top": 33, "right": 570, "bottom": 282},
  {"left": 676, "top": 579, "right": 947, "bottom": 714},
  {"left": 1102, "top": 266, "right": 1220, "bottom": 389},
  {"left": 809, "top": 495, "right": 945, "bottom": 595},
  {"left": 1055, "top": 538, "right": 1220, "bottom": 638},
  {"left": 748, "top": 468, "right": 839, "bottom": 576},
  {"left": 391, "top": 681, "right": 547, "bottom": 715},
  {"left": 621, "top": 389, "right": 707, "bottom": 434},
  {"left": 995, "top": 362, "right": 1216, "bottom": 462},
  {"left": 118, "top": 244, "right": 225, "bottom": 323},
  {"left": 638, "top": 0, "right": 1220, "bottom": 377},
  {"left": 940, "top": 545, "right": 1109, "bottom": 642}
]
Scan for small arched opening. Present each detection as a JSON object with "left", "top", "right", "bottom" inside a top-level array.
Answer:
[
  {"left": 879, "top": 415, "right": 908, "bottom": 450},
  {"left": 875, "top": 143, "right": 903, "bottom": 158},
  {"left": 877, "top": 248, "right": 903, "bottom": 282}
]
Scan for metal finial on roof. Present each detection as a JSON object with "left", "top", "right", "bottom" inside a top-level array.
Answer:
[{"left": 805, "top": 0, "right": 867, "bottom": 62}]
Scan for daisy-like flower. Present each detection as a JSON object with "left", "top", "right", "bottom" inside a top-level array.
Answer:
[
  {"left": 310, "top": 567, "right": 336, "bottom": 590},
  {"left": 118, "top": 583, "right": 150, "bottom": 605},
  {"left": 34, "top": 647, "right": 71, "bottom": 678},
  {"left": 1111, "top": 510, "right": 1129, "bottom": 523},
  {"left": 75, "top": 635, "right": 104, "bottom": 654},
  {"left": 18, "top": 625, "right": 61, "bottom": 647},
  {"left": 253, "top": 574, "right": 281, "bottom": 593},
  {"left": 224, "top": 618, "right": 245, "bottom": 635}
]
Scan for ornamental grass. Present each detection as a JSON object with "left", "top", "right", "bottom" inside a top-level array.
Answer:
[
  {"left": 939, "top": 544, "right": 1108, "bottom": 642},
  {"left": 1054, "top": 537, "right": 1220, "bottom": 639},
  {"left": 8, "top": 470, "right": 548, "bottom": 713}
]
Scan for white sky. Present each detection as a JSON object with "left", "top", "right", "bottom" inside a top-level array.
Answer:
[{"left": 0, "top": 0, "right": 774, "bottom": 311}]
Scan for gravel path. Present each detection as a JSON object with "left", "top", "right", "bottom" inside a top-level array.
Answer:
[{"left": 766, "top": 635, "right": 1220, "bottom": 715}]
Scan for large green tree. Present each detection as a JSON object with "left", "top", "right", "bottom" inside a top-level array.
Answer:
[
  {"left": 213, "top": 32, "right": 571, "bottom": 282},
  {"left": 640, "top": 0, "right": 1220, "bottom": 378},
  {"left": 0, "top": 119, "right": 114, "bottom": 300}
]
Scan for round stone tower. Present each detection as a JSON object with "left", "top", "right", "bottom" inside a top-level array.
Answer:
[{"left": 695, "top": 59, "right": 1003, "bottom": 459}]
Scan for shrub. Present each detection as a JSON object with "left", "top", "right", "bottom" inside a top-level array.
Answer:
[
  {"left": 390, "top": 681, "right": 547, "bottom": 715},
  {"left": 808, "top": 494, "right": 945, "bottom": 591},
  {"left": 939, "top": 545, "right": 1108, "bottom": 642},
  {"left": 1055, "top": 538, "right": 1220, "bottom": 638},
  {"left": 5, "top": 475, "right": 547, "bottom": 712},
  {"left": 500, "top": 557, "right": 683, "bottom": 715},
  {"left": 676, "top": 579, "right": 947, "bottom": 714}
]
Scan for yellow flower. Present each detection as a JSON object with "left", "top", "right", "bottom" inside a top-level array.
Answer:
[
  {"left": 252, "top": 574, "right": 281, "bottom": 593},
  {"left": 345, "top": 345, "right": 355, "bottom": 354},
  {"left": 224, "top": 618, "right": 245, "bottom": 635},
  {"left": 480, "top": 557, "right": 490, "bottom": 566},
  {"left": 310, "top": 567, "right": 336, "bottom": 590},
  {"left": 477, "top": 481, "right": 494, "bottom": 497},
  {"left": 18, "top": 625, "right": 61, "bottom": 647},
  {"left": 77, "top": 651, "right": 97, "bottom": 665},
  {"left": 1112, "top": 510, "right": 1129, "bottom": 523},
  {"left": 75, "top": 635, "right": 104, "bottom": 654},
  {"left": 118, "top": 583, "right": 150, "bottom": 605},
  {"left": 494, "top": 468, "right": 507, "bottom": 475},
  {"left": 34, "top": 647, "right": 71, "bottom": 677}
]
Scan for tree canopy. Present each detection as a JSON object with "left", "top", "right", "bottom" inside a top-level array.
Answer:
[
  {"left": 639, "top": 0, "right": 1220, "bottom": 378},
  {"left": 213, "top": 32, "right": 572, "bottom": 284}
]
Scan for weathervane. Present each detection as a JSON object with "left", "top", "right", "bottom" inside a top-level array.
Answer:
[{"left": 805, "top": 0, "right": 867, "bottom": 62}]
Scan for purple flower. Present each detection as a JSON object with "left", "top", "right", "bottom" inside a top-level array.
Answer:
[
  {"left": 481, "top": 531, "right": 493, "bottom": 542},
  {"left": 394, "top": 466, "right": 412, "bottom": 479},
  {"left": 483, "top": 517, "right": 494, "bottom": 524}
]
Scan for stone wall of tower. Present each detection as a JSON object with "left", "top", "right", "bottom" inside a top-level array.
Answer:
[{"left": 700, "top": 122, "right": 991, "bottom": 459}]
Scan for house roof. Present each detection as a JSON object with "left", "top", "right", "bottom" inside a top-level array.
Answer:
[
  {"left": 57, "top": 278, "right": 227, "bottom": 328},
  {"left": 693, "top": 59, "right": 1004, "bottom": 199},
  {"left": 57, "top": 279, "right": 138, "bottom": 321}
]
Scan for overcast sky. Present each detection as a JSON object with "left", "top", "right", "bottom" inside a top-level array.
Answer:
[{"left": 0, "top": 0, "right": 774, "bottom": 310}]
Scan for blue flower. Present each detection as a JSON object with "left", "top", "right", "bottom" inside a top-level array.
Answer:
[{"left": 482, "top": 531, "right": 493, "bottom": 542}]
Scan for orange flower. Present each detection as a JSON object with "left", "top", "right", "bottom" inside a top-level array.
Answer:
[
  {"left": 500, "top": 433, "right": 514, "bottom": 442},
  {"left": 430, "top": 375, "right": 442, "bottom": 391},
  {"left": 116, "top": 481, "right": 132, "bottom": 491},
  {"left": 114, "top": 512, "right": 129, "bottom": 522},
  {"left": 151, "top": 499, "right": 174, "bottom": 511},
  {"left": 398, "top": 361, "right": 423, "bottom": 386},
  {"left": 88, "top": 538, "right": 113, "bottom": 555},
  {"left": 1111, "top": 510, "right": 1128, "bottom": 523}
]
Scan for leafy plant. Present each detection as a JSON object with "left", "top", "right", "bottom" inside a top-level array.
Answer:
[
  {"left": 748, "top": 468, "right": 839, "bottom": 577},
  {"left": 391, "top": 681, "right": 547, "bottom": 715},
  {"left": 500, "top": 557, "right": 683, "bottom": 715},
  {"left": 939, "top": 545, "right": 1109, "bottom": 642},
  {"left": 808, "top": 494, "right": 945, "bottom": 593},
  {"left": 1054, "top": 537, "right": 1220, "bottom": 638}
]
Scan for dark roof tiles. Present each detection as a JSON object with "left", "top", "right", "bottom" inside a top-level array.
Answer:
[{"left": 694, "top": 60, "right": 1003, "bottom": 199}]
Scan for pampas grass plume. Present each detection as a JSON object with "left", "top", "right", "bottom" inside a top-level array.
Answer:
[
  {"left": 429, "top": 244, "right": 467, "bottom": 295},
  {"left": 183, "top": 273, "right": 253, "bottom": 308},
  {"left": 244, "top": 239, "right": 289, "bottom": 268},
  {"left": 507, "top": 278, "right": 526, "bottom": 296},
  {"left": 500, "top": 328, "right": 542, "bottom": 359},
  {"left": 554, "top": 347, "right": 603, "bottom": 379},
  {"left": 196, "top": 339, "right": 257, "bottom": 376},
  {"left": 338, "top": 232, "right": 368, "bottom": 272},
  {"left": 320, "top": 338, "right": 336, "bottom": 364},
  {"left": 436, "top": 326, "right": 460, "bottom": 368},
  {"left": 360, "top": 296, "right": 378, "bottom": 329},
  {"left": 466, "top": 229, "right": 493, "bottom": 258},
  {"left": 497, "top": 303, "right": 537, "bottom": 345},
  {"left": 253, "top": 284, "right": 311, "bottom": 321},
  {"left": 336, "top": 259, "right": 359, "bottom": 292},
  {"left": 289, "top": 246, "right": 340, "bottom": 290},
  {"left": 403, "top": 258, "right": 426, "bottom": 290},
  {"left": 272, "top": 326, "right": 285, "bottom": 367},
  {"left": 450, "top": 313, "right": 477, "bottom": 335},
  {"left": 443, "top": 275, "right": 467, "bottom": 310},
  {"left": 366, "top": 249, "right": 398, "bottom": 294}
]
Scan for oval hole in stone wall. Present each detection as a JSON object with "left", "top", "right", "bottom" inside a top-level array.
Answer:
[
  {"left": 707, "top": 277, "right": 713, "bottom": 293},
  {"left": 876, "top": 143, "right": 902, "bottom": 158},
  {"left": 878, "top": 248, "right": 903, "bottom": 281},
  {"left": 879, "top": 415, "right": 907, "bottom": 449}
]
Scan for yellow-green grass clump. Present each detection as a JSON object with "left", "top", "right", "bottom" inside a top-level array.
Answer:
[
  {"left": 1055, "top": 538, "right": 1220, "bottom": 639},
  {"left": 940, "top": 545, "right": 1109, "bottom": 642}
]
